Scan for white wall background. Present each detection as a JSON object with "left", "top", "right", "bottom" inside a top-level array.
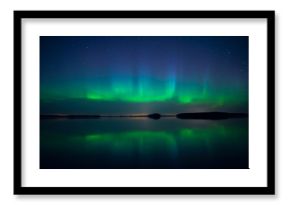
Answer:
[{"left": 0, "top": 0, "right": 287, "bottom": 204}]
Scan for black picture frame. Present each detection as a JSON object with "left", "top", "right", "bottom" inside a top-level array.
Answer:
[{"left": 14, "top": 10, "right": 275, "bottom": 195}]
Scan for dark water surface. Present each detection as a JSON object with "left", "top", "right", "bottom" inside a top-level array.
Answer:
[{"left": 40, "top": 118, "right": 248, "bottom": 169}]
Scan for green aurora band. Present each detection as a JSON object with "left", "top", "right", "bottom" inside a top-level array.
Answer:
[{"left": 41, "top": 75, "right": 248, "bottom": 108}]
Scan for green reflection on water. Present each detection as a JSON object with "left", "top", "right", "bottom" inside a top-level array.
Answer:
[
  {"left": 82, "top": 130, "right": 178, "bottom": 154},
  {"left": 70, "top": 123, "right": 245, "bottom": 152},
  {"left": 41, "top": 119, "right": 248, "bottom": 169}
]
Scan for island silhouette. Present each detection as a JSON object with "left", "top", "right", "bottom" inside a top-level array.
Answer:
[{"left": 41, "top": 112, "right": 248, "bottom": 120}]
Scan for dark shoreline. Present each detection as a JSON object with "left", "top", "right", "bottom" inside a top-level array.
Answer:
[{"left": 40, "top": 112, "right": 248, "bottom": 120}]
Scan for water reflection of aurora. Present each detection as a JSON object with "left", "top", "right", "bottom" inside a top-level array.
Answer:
[
  {"left": 73, "top": 125, "right": 246, "bottom": 153},
  {"left": 41, "top": 119, "right": 248, "bottom": 169}
]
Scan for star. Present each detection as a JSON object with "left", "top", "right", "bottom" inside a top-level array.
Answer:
[{"left": 226, "top": 49, "right": 232, "bottom": 55}]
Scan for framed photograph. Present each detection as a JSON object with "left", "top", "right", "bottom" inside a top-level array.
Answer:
[{"left": 14, "top": 10, "right": 275, "bottom": 195}]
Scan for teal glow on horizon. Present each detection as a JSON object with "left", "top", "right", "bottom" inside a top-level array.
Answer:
[{"left": 41, "top": 72, "right": 248, "bottom": 107}]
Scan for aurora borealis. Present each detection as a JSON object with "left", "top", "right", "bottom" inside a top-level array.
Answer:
[
  {"left": 40, "top": 36, "right": 248, "bottom": 114},
  {"left": 40, "top": 36, "right": 249, "bottom": 169}
]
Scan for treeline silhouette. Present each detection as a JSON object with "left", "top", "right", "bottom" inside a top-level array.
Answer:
[{"left": 41, "top": 112, "right": 248, "bottom": 120}]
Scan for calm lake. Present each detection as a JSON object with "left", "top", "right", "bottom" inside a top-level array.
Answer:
[{"left": 40, "top": 118, "right": 248, "bottom": 169}]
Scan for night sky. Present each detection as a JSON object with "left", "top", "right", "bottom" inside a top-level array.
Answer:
[{"left": 40, "top": 36, "right": 248, "bottom": 114}]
